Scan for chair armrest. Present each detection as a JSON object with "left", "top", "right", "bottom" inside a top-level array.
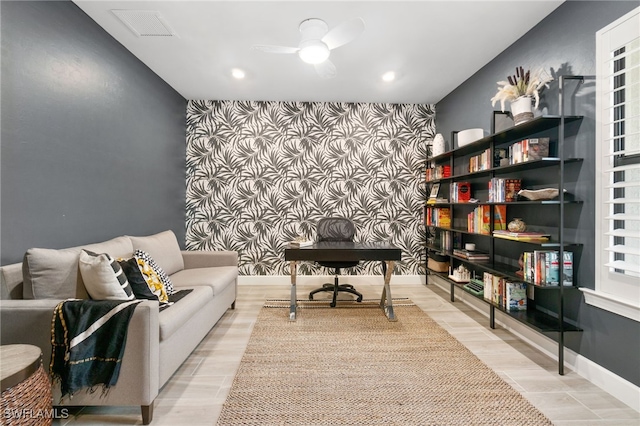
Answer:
[
  {"left": 0, "top": 299, "right": 160, "bottom": 405},
  {"left": 181, "top": 250, "right": 238, "bottom": 269}
]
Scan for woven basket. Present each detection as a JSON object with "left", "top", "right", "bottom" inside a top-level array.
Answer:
[{"left": 1, "top": 364, "right": 53, "bottom": 426}]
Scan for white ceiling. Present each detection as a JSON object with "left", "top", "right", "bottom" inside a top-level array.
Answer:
[{"left": 73, "top": 0, "right": 564, "bottom": 104}]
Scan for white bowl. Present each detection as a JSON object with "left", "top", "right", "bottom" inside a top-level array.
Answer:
[{"left": 457, "top": 128, "right": 484, "bottom": 148}]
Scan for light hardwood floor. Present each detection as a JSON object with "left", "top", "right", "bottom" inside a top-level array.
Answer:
[{"left": 57, "top": 283, "right": 639, "bottom": 425}]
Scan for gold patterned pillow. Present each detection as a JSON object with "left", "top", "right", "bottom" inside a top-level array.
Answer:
[{"left": 134, "top": 255, "right": 168, "bottom": 303}]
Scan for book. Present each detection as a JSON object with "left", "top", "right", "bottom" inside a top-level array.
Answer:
[
  {"left": 438, "top": 208, "right": 451, "bottom": 228},
  {"left": 547, "top": 251, "right": 559, "bottom": 285},
  {"left": 494, "top": 205, "right": 507, "bottom": 231},
  {"left": 505, "top": 179, "right": 522, "bottom": 202},
  {"left": 505, "top": 282, "right": 527, "bottom": 311},
  {"left": 527, "top": 137, "right": 550, "bottom": 160},
  {"left": 483, "top": 272, "right": 493, "bottom": 302},
  {"left": 563, "top": 252, "right": 573, "bottom": 286}
]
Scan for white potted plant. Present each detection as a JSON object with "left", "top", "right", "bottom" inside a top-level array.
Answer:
[{"left": 491, "top": 66, "right": 553, "bottom": 125}]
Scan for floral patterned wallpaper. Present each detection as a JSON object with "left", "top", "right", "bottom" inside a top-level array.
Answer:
[{"left": 185, "top": 100, "right": 435, "bottom": 275}]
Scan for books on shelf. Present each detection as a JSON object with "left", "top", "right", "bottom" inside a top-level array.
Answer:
[
  {"left": 521, "top": 250, "right": 573, "bottom": 286},
  {"left": 425, "top": 165, "right": 451, "bottom": 181},
  {"left": 425, "top": 206, "right": 451, "bottom": 228},
  {"left": 450, "top": 182, "right": 472, "bottom": 202},
  {"left": 488, "top": 178, "right": 521, "bottom": 202},
  {"left": 493, "top": 230, "right": 550, "bottom": 242},
  {"left": 483, "top": 271, "right": 527, "bottom": 311},
  {"left": 467, "top": 205, "right": 506, "bottom": 234},
  {"left": 439, "top": 230, "right": 452, "bottom": 251},
  {"left": 469, "top": 148, "right": 491, "bottom": 173},
  {"left": 509, "top": 137, "right": 550, "bottom": 164}
]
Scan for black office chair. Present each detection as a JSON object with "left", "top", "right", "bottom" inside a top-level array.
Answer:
[{"left": 309, "top": 217, "right": 363, "bottom": 307}]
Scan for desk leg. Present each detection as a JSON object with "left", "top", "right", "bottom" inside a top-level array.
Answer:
[
  {"left": 289, "top": 261, "right": 297, "bottom": 321},
  {"left": 380, "top": 260, "right": 397, "bottom": 321}
]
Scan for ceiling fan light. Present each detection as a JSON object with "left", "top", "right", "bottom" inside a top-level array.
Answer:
[
  {"left": 231, "top": 68, "right": 246, "bottom": 79},
  {"left": 382, "top": 71, "right": 396, "bottom": 82},
  {"left": 298, "top": 42, "right": 330, "bottom": 64}
]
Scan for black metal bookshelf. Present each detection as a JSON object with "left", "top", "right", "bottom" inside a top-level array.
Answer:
[{"left": 424, "top": 76, "right": 591, "bottom": 375}]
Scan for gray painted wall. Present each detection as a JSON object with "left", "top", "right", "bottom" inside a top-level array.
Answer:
[
  {"left": 1, "top": 1, "right": 187, "bottom": 265},
  {"left": 435, "top": 1, "right": 639, "bottom": 386}
]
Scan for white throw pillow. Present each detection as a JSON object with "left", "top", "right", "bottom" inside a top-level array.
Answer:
[{"left": 79, "top": 250, "right": 135, "bottom": 301}]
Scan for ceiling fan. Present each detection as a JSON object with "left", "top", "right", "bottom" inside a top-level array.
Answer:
[{"left": 252, "top": 17, "right": 365, "bottom": 79}]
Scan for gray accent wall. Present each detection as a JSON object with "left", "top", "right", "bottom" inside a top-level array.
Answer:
[
  {"left": 1, "top": 1, "right": 187, "bottom": 265},
  {"left": 435, "top": 1, "right": 639, "bottom": 386}
]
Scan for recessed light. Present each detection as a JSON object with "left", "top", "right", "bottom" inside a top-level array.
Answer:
[
  {"left": 232, "top": 68, "right": 245, "bottom": 79},
  {"left": 382, "top": 71, "right": 395, "bottom": 82}
]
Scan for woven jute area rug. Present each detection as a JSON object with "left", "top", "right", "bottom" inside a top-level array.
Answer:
[{"left": 216, "top": 300, "right": 552, "bottom": 425}]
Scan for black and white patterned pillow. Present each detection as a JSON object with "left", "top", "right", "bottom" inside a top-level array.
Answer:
[
  {"left": 79, "top": 250, "right": 135, "bottom": 301},
  {"left": 133, "top": 249, "right": 175, "bottom": 295}
]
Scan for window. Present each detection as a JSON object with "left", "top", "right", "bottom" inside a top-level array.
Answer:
[{"left": 590, "top": 7, "right": 640, "bottom": 322}]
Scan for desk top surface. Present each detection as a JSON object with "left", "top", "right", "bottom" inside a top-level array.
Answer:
[{"left": 284, "top": 241, "right": 401, "bottom": 261}]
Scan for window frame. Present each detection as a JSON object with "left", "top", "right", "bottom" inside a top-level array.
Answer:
[{"left": 590, "top": 6, "right": 640, "bottom": 322}]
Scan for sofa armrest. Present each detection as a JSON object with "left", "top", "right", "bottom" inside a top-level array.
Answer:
[
  {"left": 0, "top": 299, "right": 160, "bottom": 406},
  {"left": 181, "top": 250, "right": 238, "bottom": 269}
]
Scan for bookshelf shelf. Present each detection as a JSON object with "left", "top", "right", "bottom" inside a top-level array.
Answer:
[
  {"left": 451, "top": 282, "right": 581, "bottom": 333},
  {"left": 425, "top": 78, "right": 590, "bottom": 375}
]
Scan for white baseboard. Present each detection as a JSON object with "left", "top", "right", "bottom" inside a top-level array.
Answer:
[
  {"left": 428, "top": 275, "right": 640, "bottom": 412},
  {"left": 238, "top": 274, "right": 426, "bottom": 286}
]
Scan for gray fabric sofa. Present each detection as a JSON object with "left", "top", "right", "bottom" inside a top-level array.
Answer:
[{"left": 0, "top": 230, "right": 237, "bottom": 424}]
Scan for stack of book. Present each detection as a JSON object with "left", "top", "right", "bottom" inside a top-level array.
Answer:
[
  {"left": 453, "top": 248, "right": 490, "bottom": 262},
  {"left": 289, "top": 237, "right": 313, "bottom": 247},
  {"left": 493, "top": 230, "right": 550, "bottom": 242}
]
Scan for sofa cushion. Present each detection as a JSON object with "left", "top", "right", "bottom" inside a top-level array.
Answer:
[
  {"left": 128, "top": 231, "right": 184, "bottom": 276},
  {"left": 169, "top": 266, "right": 237, "bottom": 296},
  {"left": 134, "top": 250, "right": 174, "bottom": 295},
  {"left": 134, "top": 253, "right": 169, "bottom": 303},
  {"left": 22, "top": 236, "right": 133, "bottom": 300},
  {"left": 117, "top": 258, "right": 159, "bottom": 301},
  {"left": 158, "top": 285, "right": 213, "bottom": 341},
  {"left": 79, "top": 250, "right": 135, "bottom": 301},
  {"left": 22, "top": 248, "right": 85, "bottom": 299},
  {"left": 82, "top": 236, "right": 134, "bottom": 260}
]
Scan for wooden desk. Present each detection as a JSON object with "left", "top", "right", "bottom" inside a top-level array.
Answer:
[{"left": 284, "top": 242, "right": 402, "bottom": 321}]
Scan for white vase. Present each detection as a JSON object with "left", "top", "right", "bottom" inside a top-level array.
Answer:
[
  {"left": 510, "top": 96, "right": 534, "bottom": 125},
  {"left": 432, "top": 133, "right": 446, "bottom": 157}
]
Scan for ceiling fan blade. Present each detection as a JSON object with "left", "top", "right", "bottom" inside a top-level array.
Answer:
[
  {"left": 322, "top": 17, "right": 365, "bottom": 50},
  {"left": 252, "top": 44, "right": 299, "bottom": 54},
  {"left": 314, "top": 60, "right": 337, "bottom": 79}
]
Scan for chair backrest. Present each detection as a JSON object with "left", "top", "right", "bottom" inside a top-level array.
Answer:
[{"left": 317, "top": 218, "right": 355, "bottom": 242}]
